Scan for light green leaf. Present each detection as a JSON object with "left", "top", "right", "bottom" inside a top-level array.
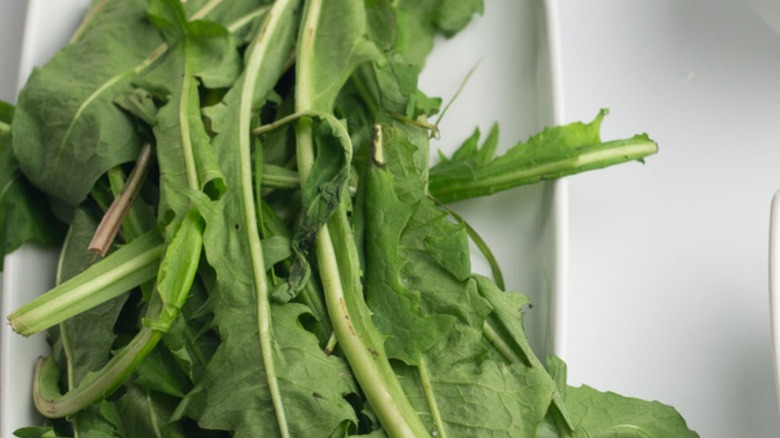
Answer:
[
  {"left": 429, "top": 110, "right": 659, "bottom": 203},
  {"left": 566, "top": 385, "right": 699, "bottom": 437},
  {"left": 365, "top": 159, "right": 455, "bottom": 365},
  {"left": 296, "top": 0, "right": 379, "bottom": 112}
]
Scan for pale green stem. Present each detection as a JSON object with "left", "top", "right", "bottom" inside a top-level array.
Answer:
[
  {"left": 315, "top": 219, "right": 425, "bottom": 437},
  {"left": 261, "top": 167, "right": 299, "bottom": 189},
  {"left": 418, "top": 358, "right": 447, "bottom": 438},
  {"left": 33, "top": 328, "right": 161, "bottom": 418},
  {"left": 482, "top": 320, "right": 523, "bottom": 364},
  {"left": 238, "top": 2, "right": 301, "bottom": 436},
  {"left": 190, "top": 0, "right": 223, "bottom": 20},
  {"left": 179, "top": 69, "right": 199, "bottom": 191},
  {"left": 323, "top": 330, "right": 338, "bottom": 355},
  {"left": 69, "top": 0, "right": 108, "bottom": 44},
  {"left": 226, "top": 6, "right": 271, "bottom": 33},
  {"left": 58, "top": 318, "right": 80, "bottom": 436},
  {"left": 9, "top": 240, "right": 163, "bottom": 336},
  {"left": 54, "top": 224, "right": 79, "bottom": 435},
  {"left": 295, "top": 2, "right": 429, "bottom": 434}
]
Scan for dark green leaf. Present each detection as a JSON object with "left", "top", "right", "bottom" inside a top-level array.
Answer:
[
  {"left": 13, "top": 427, "right": 57, "bottom": 438},
  {"left": 114, "top": 88, "right": 159, "bottom": 126},
  {"left": 12, "top": 0, "right": 164, "bottom": 206},
  {"left": 50, "top": 209, "right": 130, "bottom": 389},
  {"left": 0, "top": 103, "right": 65, "bottom": 270},
  {"left": 142, "top": 16, "right": 239, "bottom": 231},
  {"left": 182, "top": 302, "right": 357, "bottom": 437}
]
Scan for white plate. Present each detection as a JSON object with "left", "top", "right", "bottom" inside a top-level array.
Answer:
[
  {"left": 0, "top": 0, "right": 566, "bottom": 433},
  {"left": 769, "top": 190, "right": 780, "bottom": 417}
]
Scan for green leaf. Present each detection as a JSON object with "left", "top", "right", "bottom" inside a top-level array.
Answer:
[
  {"left": 114, "top": 383, "right": 184, "bottom": 437},
  {"left": 432, "top": 0, "right": 484, "bottom": 36},
  {"left": 364, "top": 159, "right": 455, "bottom": 365},
  {"left": 49, "top": 208, "right": 131, "bottom": 394},
  {"left": 0, "top": 103, "right": 65, "bottom": 270},
  {"left": 429, "top": 110, "right": 659, "bottom": 203},
  {"left": 296, "top": 0, "right": 379, "bottom": 112},
  {"left": 146, "top": 0, "right": 189, "bottom": 43},
  {"left": 12, "top": 427, "right": 57, "bottom": 438},
  {"left": 133, "top": 338, "right": 193, "bottom": 398},
  {"left": 394, "top": 0, "right": 484, "bottom": 64},
  {"left": 12, "top": 0, "right": 164, "bottom": 206},
  {"left": 113, "top": 88, "right": 159, "bottom": 126},
  {"left": 363, "top": 118, "right": 560, "bottom": 437},
  {"left": 143, "top": 9, "right": 240, "bottom": 230},
  {"left": 184, "top": 303, "right": 357, "bottom": 437},
  {"left": 182, "top": 3, "right": 358, "bottom": 435},
  {"left": 145, "top": 208, "right": 204, "bottom": 333},
  {"left": 273, "top": 116, "right": 353, "bottom": 302},
  {"left": 566, "top": 385, "right": 699, "bottom": 437}
]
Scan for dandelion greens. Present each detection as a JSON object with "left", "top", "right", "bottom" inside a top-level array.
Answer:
[{"left": 2, "top": 1, "right": 696, "bottom": 436}]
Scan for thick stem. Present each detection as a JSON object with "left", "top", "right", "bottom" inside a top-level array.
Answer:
[
  {"left": 8, "top": 231, "right": 164, "bottom": 336},
  {"left": 315, "top": 217, "right": 427, "bottom": 437},
  {"left": 33, "top": 328, "right": 161, "bottom": 418},
  {"left": 295, "top": 1, "right": 429, "bottom": 434},
  {"left": 32, "top": 213, "right": 202, "bottom": 418},
  {"left": 235, "top": 2, "right": 303, "bottom": 435}
]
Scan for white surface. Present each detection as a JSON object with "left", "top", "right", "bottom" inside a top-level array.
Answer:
[
  {"left": 0, "top": 1, "right": 26, "bottom": 103},
  {"left": 560, "top": 1, "right": 780, "bottom": 437},
  {"left": 769, "top": 190, "right": 780, "bottom": 416},
  {"left": 750, "top": 0, "right": 780, "bottom": 35},
  {"left": 1, "top": 0, "right": 566, "bottom": 434}
]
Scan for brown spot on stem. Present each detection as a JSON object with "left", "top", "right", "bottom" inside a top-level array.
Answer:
[{"left": 338, "top": 297, "right": 356, "bottom": 336}]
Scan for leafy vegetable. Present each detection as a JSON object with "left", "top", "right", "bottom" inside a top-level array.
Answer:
[
  {"left": 2, "top": 0, "right": 698, "bottom": 437},
  {"left": 0, "top": 102, "right": 65, "bottom": 270},
  {"left": 429, "top": 110, "right": 658, "bottom": 203}
]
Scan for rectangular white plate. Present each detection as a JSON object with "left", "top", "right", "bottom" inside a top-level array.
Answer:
[{"left": 0, "top": 0, "right": 566, "bottom": 433}]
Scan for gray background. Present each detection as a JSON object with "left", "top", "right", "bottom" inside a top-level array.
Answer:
[{"left": 560, "top": 1, "right": 780, "bottom": 437}]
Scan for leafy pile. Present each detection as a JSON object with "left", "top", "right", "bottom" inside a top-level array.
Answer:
[{"left": 1, "top": 0, "right": 697, "bottom": 437}]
